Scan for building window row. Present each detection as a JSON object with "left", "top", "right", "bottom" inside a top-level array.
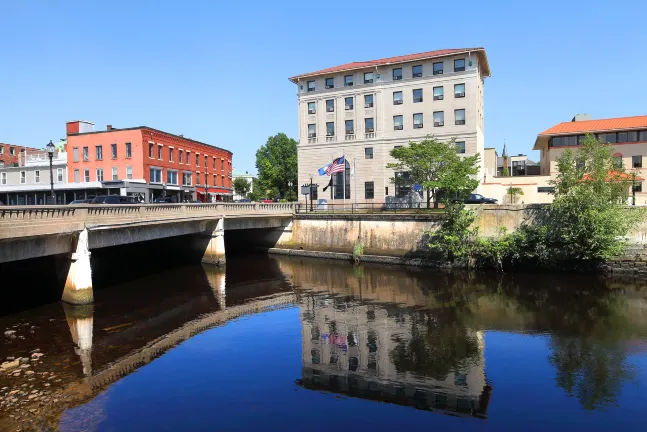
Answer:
[
  {"left": 550, "top": 130, "right": 647, "bottom": 147},
  {"left": 307, "top": 59, "right": 467, "bottom": 91},
  {"left": 392, "top": 110, "right": 465, "bottom": 130},
  {"left": 72, "top": 166, "right": 132, "bottom": 183},
  {"left": 73, "top": 143, "right": 131, "bottom": 163}
]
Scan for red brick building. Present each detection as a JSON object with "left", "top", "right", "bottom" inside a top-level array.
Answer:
[
  {"left": 66, "top": 121, "right": 233, "bottom": 202},
  {"left": 0, "top": 143, "right": 40, "bottom": 168}
]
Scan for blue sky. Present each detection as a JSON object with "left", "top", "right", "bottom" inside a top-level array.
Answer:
[{"left": 1, "top": 0, "right": 645, "bottom": 172}]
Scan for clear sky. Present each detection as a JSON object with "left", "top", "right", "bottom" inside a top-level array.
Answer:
[{"left": 1, "top": 0, "right": 645, "bottom": 172}]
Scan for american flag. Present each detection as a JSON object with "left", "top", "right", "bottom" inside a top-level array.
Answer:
[{"left": 325, "top": 156, "right": 345, "bottom": 175}]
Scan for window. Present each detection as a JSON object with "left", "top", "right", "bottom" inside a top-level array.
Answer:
[
  {"left": 455, "top": 109, "right": 466, "bottom": 125},
  {"left": 326, "top": 122, "right": 335, "bottom": 136},
  {"left": 74, "top": 169, "right": 80, "bottom": 183},
  {"left": 365, "top": 182, "right": 375, "bottom": 199},
  {"left": 308, "top": 102, "right": 316, "bottom": 114},
  {"left": 364, "top": 72, "right": 373, "bottom": 84},
  {"left": 640, "top": 131, "right": 647, "bottom": 141},
  {"left": 182, "top": 172, "right": 193, "bottom": 186},
  {"left": 385, "top": 186, "right": 389, "bottom": 196},
  {"left": 1, "top": 172, "right": 5, "bottom": 185},
  {"left": 195, "top": 154, "right": 199, "bottom": 166},
  {"left": 365, "top": 147, "right": 373, "bottom": 159},
  {"left": 433, "top": 62, "right": 443, "bottom": 75},
  {"left": 125, "top": 142, "right": 132, "bottom": 158},
  {"left": 413, "top": 88, "right": 423, "bottom": 103},
  {"left": 365, "top": 118, "right": 374, "bottom": 132},
  {"left": 364, "top": 94, "right": 374, "bottom": 108},
  {"left": 598, "top": 133, "right": 616, "bottom": 144},
  {"left": 204, "top": 155, "right": 208, "bottom": 168},
  {"left": 395, "top": 172, "right": 411, "bottom": 197},
  {"left": 34, "top": 170, "right": 40, "bottom": 183},
  {"left": 454, "top": 58, "right": 466, "bottom": 72},
  {"left": 57, "top": 168, "right": 63, "bottom": 182},
  {"left": 628, "top": 131, "right": 639, "bottom": 142},
  {"left": 613, "top": 156, "right": 623, "bottom": 169},
  {"left": 213, "top": 174, "right": 217, "bottom": 186},
  {"left": 633, "top": 183, "right": 643, "bottom": 193},
  {"left": 333, "top": 160, "right": 350, "bottom": 199},
  {"left": 325, "top": 77, "right": 334, "bottom": 89},
  {"left": 345, "top": 97, "right": 353, "bottom": 110},
  {"left": 169, "top": 148, "right": 174, "bottom": 162},
  {"left": 73, "top": 147, "right": 79, "bottom": 162},
  {"left": 538, "top": 186, "right": 555, "bottom": 193},
  {"left": 111, "top": 143, "right": 117, "bottom": 159},
  {"left": 149, "top": 143, "right": 154, "bottom": 158},
  {"left": 512, "top": 160, "right": 526, "bottom": 176},
  {"left": 96, "top": 168, "right": 104, "bottom": 182},
  {"left": 307, "top": 80, "right": 315, "bottom": 92},
  {"left": 393, "top": 115, "right": 403, "bottom": 130},
  {"left": 618, "top": 132, "right": 629, "bottom": 143},
  {"left": 196, "top": 173, "right": 201, "bottom": 185},
  {"left": 20, "top": 171, "right": 26, "bottom": 184},
  {"left": 186, "top": 151, "right": 191, "bottom": 164},
  {"left": 344, "top": 75, "right": 353, "bottom": 86},
  {"left": 221, "top": 159, "right": 225, "bottom": 171},
  {"left": 10, "top": 147, "right": 15, "bottom": 155},
  {"left": 149, "top": 167, "right": 162, "bottom": 183},
  {"left": 633, "top": 155, "right": 643, "bottom": 168},
  {"left": 0, "top": 146, "right": 3, "bottom": 154},
  {"left": 126, "top": 166, "right": 132, "bottom": 180},
  {"left": 167, "top": 170, "right": 178, "bottom": 185},
  {"left": 393, "top": 91, "right": 403, "bottom": 105},
  {"left": 412, "top": 65, "right": 422, "bottom": 78},
  {"left": 308, "top": 124, "right": 317, "bottom": 138},
  {"left": 111, "top": 167, "right": 118, "bottom": 180},
  {"left": 433, "top": 86, "right": 444, "bottom": 100},
  {"left": 179, "top": 150, "right": 184, "bottom": 164},
  {"left": 434, "top": 111, "right": 445, "bottom": 127},
  {"left": 213, "top": 157, "right": 217, "bottom": 169},
  {"left": 413, "top": 113, "right": 423, "bottom": 128},
  {"left": 157, "top": 145, "right": 163, "bottom": 160},
  {"left": 345, "top": 120, "right": 354, "bottom": 135},
  {"left": 96, "top": 145, "right": 103, "bottom": 160},
  {"left": 392, "top": 68, "right": 402, "bottom": 80},
  {"left": 83, "top": 147, "right": 89, "bottom": 161},
  {"left": 551, "top": 136, "right": 578, "bottom": 147},
  {"left": 326, "top": 99, "right": 334, "bottom": 112},
  {"left": 455, "top": 83, "right": 465, "bottom": 97},
  {"left": 456, "top": 141, "right": 466, "bottom": 154}
]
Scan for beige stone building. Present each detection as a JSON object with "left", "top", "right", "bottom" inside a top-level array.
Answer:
[{"left": 290, "top": 48, "right": 490, "bottom": 206}]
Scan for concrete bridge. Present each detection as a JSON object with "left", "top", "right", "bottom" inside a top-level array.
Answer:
[{"left": 0, "top": 203, "right": 295, "bottom": 304}]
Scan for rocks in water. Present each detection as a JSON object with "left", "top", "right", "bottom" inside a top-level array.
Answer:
[
  {"left": 29, "top": 349, "right": 40, "bottom": 354},
  {"left": 24, "top": 371, "right": 34, "bottom": 376},
  {"left": 1, "top": 359, "right": 20, "bottom": 371},
  {"left": 30, "top": 353, "right": 44, "bottom": 360},
  {"left": 4, "top": 330, "right": 16, "bottom": 336},
  {"left": 19, "top": 358, "right": 29, "bottom": 365}
]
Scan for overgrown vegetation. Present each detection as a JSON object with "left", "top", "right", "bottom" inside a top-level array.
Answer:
[
  {"left": 505, "top": 186, "right": 524, "bottom": 204},
  {"left": 429, "top": 134, "right": 645, "bottom": 270},
  {"left": 353, "top": 241, "right": 364, "bottom": 264}
]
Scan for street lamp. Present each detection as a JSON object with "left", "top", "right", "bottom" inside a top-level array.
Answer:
[
  {"left": 46, "top": 140, "right": 56, "bottom": 204},
  {"left": 205, "top": 167, "right": 209, "bottom": 203},
  {"left": 288, "top": 180, "right": 293, "bottom": 201}
]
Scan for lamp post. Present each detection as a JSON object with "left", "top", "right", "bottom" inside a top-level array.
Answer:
[
  {"left": 205, "top": 168, "right": 209, "bottom": 203},
  {"left": 288, "top": 180, "right": 293, "bottom": 201},
  {"left": 46, "top": 140, "right": 56, "bottom": 204}
]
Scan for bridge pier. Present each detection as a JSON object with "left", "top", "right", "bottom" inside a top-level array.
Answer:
[
  {"left": 63, "top": 303, "right": 94, "bottom": 377},
  {"left": 201, "top": 218, "right": 226, "bottom": 266},
  {"left": 62, "top": 229, "right": 94, "bottom": 305}
]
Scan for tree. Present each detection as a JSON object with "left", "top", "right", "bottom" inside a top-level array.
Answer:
[
  {"left": 255, "top": 133, "right": 297, "bottom": 200},
  {"left": 232, "top": 177, "right": 251, "bottom": 199},
  {"left": 386, "top": 137, "right": 481, "bottom": 208},
  {"left": 506, "top": 186, "right": 524, "bottom": 204},
  {"left": 248, "top": 178, "right": 264, "bottom": 201}
]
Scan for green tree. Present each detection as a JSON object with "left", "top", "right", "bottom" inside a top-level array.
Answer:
[
  {"left": 248, "top": 178, "right": 264, "bottom": 201},
  {"left": 255, "top": 133, "right": 298, "bottom": 200},
  {"left": 232, "top": 177, "right": 251, "bottom": 199},
  {"left": 386, "top": 137, "right": 480, "bottom": 208},
  {"left": 506, "top": 186, "right": 524, "bottom": 204}
]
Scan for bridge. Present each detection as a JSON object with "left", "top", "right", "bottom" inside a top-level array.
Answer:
[{"left": 0, "top": 203, "right": 295, "bottom": 304}]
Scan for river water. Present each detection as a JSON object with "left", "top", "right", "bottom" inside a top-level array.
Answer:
[{"left": 1, "top": 255, "right": 647, "bottom": 431}]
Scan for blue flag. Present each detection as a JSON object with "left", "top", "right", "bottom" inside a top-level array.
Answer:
[{"left": 318, "top": 163, "right": 331, "bottom": 176}]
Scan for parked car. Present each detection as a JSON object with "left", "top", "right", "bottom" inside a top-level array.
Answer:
[
  {"left": 91, "top": 195, "right": 138, "bottom": 204},
  {"left": 463, "top": 194, "right": 498, "bottom": 204},
  {"left": 258, "top": 198, "right": 273, "bottom": 203},
  {"left": 69, "top": 199, "right": 93, "bottom": 204},
  {"left": 237, "top": 198, "right": 252, "bottom": 203},
  {"left": 153, "top": 197, "right": 175, "bottom": 203}
]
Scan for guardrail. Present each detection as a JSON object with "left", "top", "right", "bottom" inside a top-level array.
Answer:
[{"left": 295, "top": 202, "right": 443, "bottom": 213}]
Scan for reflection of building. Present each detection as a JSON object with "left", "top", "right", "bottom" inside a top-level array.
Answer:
[
  {"left": 297, "top": 293, "right": 489, "bottom": 418},
  {"left": 290, "top": 48, "right": 491, "bottom": 205}
]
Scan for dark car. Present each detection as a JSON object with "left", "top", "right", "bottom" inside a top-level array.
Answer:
[
  {"left": 153, "top": 197, "right": 175, "bottom": 203},
  {"left": 237, "top": 198, "right": 252, "bottom": 203},
  {"left": 464, "top": 194, "right": 498, "bottom": 204},
  {"left": 91, "top": 195, "right": 138, "bottom": 204},
  {"left": 69, "top": 199, "right": 93, "bottom": 204}
]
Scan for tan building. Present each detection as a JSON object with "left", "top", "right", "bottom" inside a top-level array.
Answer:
[{"left": 290, "top": 48, "right": 490, "bottom": 206}]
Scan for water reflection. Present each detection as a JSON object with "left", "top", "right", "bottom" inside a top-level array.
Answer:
[{"left": 1, "top": 255, "right": 647, "bottom": 430}]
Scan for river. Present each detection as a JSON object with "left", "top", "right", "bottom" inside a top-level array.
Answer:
[{"left": 1, "top": 255, "right": 646, "bottom": 431}]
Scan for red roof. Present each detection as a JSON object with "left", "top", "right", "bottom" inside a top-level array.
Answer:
[
  {"left": 580, "top": 171, "right": 644, "bottom": 182},
  {"left": 539, "top": 115, "right": 647, "bottom": 136},
  {"left": 289, "top": 48, "right": 488, "bottom": 82}
]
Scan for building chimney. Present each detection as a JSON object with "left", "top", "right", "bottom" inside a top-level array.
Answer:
[{"left": 107, "top": 125, "right": 113, "bottom": 131}]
